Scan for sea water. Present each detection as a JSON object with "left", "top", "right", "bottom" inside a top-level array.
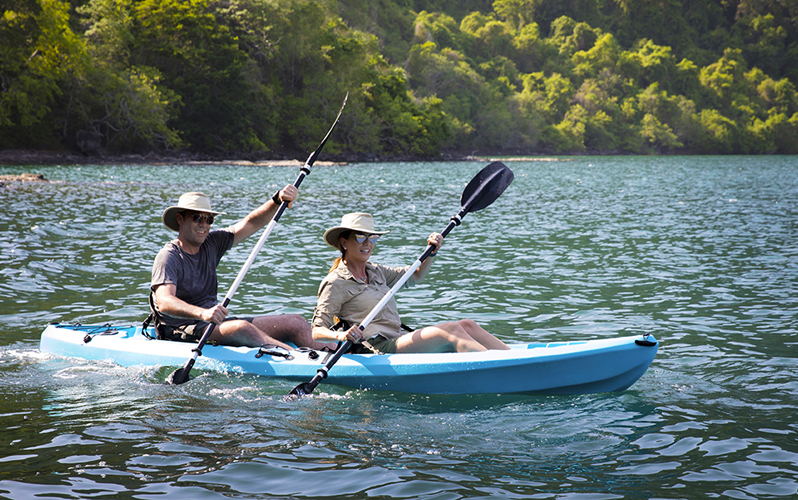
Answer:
[{"left": 1, "top": 156, "right": 796, "bottom": 499}]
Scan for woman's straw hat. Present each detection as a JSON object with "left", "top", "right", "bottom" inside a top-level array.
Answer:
[{"left": 323, "top": 213, "right": 389, "bottom": 249}]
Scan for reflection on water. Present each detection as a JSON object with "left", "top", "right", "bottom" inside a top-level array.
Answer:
[{"left": 1, "top": 157, "right": 797, "bottom": 498}]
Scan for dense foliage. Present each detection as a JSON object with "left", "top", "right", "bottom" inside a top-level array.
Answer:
[{"left": 2, "top": 0, "right": 797, "bottom": 157}]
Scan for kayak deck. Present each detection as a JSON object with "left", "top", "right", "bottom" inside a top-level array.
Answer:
[{"left": 40, "top": 323, "right": 658, "bottom": 395}]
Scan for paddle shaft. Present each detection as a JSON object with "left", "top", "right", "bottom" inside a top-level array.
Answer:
[{"left": 167, "top": 94, "right": 348, "bottom": 385}]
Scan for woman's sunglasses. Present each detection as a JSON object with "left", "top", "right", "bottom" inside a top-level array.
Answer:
[{"left": 353, "top": 233, "right": 380, "bottom": 244}]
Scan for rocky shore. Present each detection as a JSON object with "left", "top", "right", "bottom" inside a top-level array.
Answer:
[{"left": 0, "top": 172, "right": 49, "bottom": 183}]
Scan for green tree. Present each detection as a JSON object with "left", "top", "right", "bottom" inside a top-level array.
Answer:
[
  {"left": 68, "top": 0, "right": 182, "bottom": 152},
  {"left": 412, "top": 10, "right": 461, "bottom": 51},
  {"left": 764, "top": 112, "right": 798, "bottom": 153},
  {"left": 406, "top": 42, "right": 484, "bottom": 117},
  {"left": 338, "top": 0, "right": 418, "bottom": 65},
  {"left": 128, "top": 0, "right": 270, "bottom": 152},
  {"left": 699, "top": 48, "right": 748, "bottom": 108},
  {"left": 492, "top": 0, "right": 541, "bottom": 32},
  {"left": 640, "top": 113, "right": 682, "bottom": 152},
  {"left": 550, "top": 103, "right": 587, "bottom": 152},
  {"left": 572, "top": 32, "right": 622, "bottom": 81},
  {"left": 695, "top": 108, "right": 737, "bottom": 153},
  {"left": 0, "top": 0, "right": 85, "bottom": 147},
  {"left": 674, "top": 57, "right": 702, "bottom": 101},
  {"left": 735, "top": 14, "right": 787, "bottom": 78},
  {"left": 520, "top": 71, "right": 573, "bottom": 122},
  {"left": 606, "top": 0, "right": 693, "bottom": 54},
  {"left": 459, "top": 11, "right": 515, "bottom": 62},
  {"left": 630, "top": 39, "right": 678, "bottom": 91},
  {"left": 548, "top": 16, "right": 601, "bottom": 59},
  {"left": 511, "top": 21, "right": 560, "bottom": 74}
]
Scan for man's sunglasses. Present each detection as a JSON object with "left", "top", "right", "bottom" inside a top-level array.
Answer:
[
  {"left": 354, "top": 233, "right": 380, "bottom": 244},
  {"left": 183, "top": 212, "right": 214, "bottom": 225}
]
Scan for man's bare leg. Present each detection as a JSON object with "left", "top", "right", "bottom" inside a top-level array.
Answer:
[
  {"left": 210, "top": 314, "right": 335, "bottom": 350},
  {"left": 252, "top": 314, "right": 334, "bottom": 350},
  {"left": 209, "top": 315, "right": 333, "bottom": 350}
]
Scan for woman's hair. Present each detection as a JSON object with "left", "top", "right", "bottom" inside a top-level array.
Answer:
[{"left": 328, "top": 230, "right": 351, "bottom": 273}]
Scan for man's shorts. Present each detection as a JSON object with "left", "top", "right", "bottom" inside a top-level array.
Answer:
[{"left": 157, "top": 316, "right": 254, "bottom": 343}]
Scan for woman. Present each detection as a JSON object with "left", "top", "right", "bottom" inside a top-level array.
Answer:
[{"left": 311, "top": 213, "right": 509, "bottom": 353}]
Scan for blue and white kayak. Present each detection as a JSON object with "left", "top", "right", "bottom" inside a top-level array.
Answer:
[{"left": 40, "top": 323, "right": 658, "bottom": 395}]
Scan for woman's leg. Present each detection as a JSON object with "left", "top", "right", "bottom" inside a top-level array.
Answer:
[
  {"left": 394, "top": 323, "right": 486, "bottom": 353},
  {"left": 455, "top": 319, "right": 509, "bottom": 350},
  {"left": 395, "top": 318, "right": 510, "bottom": 353}
]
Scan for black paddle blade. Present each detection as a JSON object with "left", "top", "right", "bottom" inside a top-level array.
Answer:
[
  {"left": 460, "top": 161, "right": 514, "bottom": 214},
  {"left": 284, "top": 340, "right": 351, "bottom": 400},
  {"left": 283, "top": 382, "right": 315, "bottom": 401},
  {"left": 165, "top": 366, "right": 191, "bottom": 385}
]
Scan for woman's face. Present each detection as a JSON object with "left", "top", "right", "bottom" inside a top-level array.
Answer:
[{"left": 340, "top": 232, "right": 381, "bottom": 263}]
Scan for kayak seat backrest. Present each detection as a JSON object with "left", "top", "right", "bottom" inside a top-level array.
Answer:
[{"left": 141, "top": 290, "right": 162, "bottom": 340}]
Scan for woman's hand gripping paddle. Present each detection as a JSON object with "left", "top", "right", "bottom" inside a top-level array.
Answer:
[
  {"left": 166, "top": 93, "right": 349, "bottom": 385},
  {"left": 285, "top": 161, "right": 514, "bottom": 399}
]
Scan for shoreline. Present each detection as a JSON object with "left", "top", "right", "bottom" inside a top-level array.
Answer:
[
  {"left": 0, "top": 150, "right": 350, "bottom": 167},
  {"left": 0, "top": 149, "right": 568, "bottom": 168},
  {"left": 0, "top": 156, "right": 566, "bottom": 184}
]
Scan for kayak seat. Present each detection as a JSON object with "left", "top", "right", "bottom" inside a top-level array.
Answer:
[{"left": 142, "top": 291, "right": 159, "bottom": 340}]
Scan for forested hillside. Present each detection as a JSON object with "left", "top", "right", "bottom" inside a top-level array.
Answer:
[{"left": 2, "top": 0, "right": 797, "bottom": 158}]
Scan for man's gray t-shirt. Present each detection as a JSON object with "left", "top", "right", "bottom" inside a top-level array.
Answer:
[{"left": 151, "top": 229, "right": 235, "bottom": 327}]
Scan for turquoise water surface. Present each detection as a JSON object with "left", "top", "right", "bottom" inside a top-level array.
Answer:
[{"left": 1, "top": 157, "right": 796, "bottom": 499}]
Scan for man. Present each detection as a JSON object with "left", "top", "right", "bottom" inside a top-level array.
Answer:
[{"left": 151, "top": 187, "right": 331, "bottom": 351}]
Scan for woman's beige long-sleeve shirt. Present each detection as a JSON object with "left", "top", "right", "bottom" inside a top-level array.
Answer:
[{"left": 311, "top": 262, "right": 418, "bottom": 340}]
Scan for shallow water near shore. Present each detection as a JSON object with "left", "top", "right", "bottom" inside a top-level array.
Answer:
[{"left": 1, "top": 157, "right": 797, "bottom": 499}]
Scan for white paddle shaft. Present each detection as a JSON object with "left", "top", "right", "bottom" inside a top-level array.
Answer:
[
  {"left": 221, "top": 218, "right": 278, "bottom": 306},
  {"left": 358, "top": 258, "right": 423, "bottom": 331}
]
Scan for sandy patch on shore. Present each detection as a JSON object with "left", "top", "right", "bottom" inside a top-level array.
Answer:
[{"left": 0, "top": 173, "right": 48, "bottom": 183}]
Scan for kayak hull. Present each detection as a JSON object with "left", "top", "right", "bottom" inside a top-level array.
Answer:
[{"left": 39, "top": 323, "right": 658, "bottom": 395}]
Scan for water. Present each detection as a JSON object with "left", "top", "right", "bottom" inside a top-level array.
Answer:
[{"left": 1, "top": 157, "right": 796, "bottom": 499}]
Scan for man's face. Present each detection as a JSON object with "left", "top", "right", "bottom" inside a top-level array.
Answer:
[{"left": 177, "top": 211, "right": 214, "bottom": 247}]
